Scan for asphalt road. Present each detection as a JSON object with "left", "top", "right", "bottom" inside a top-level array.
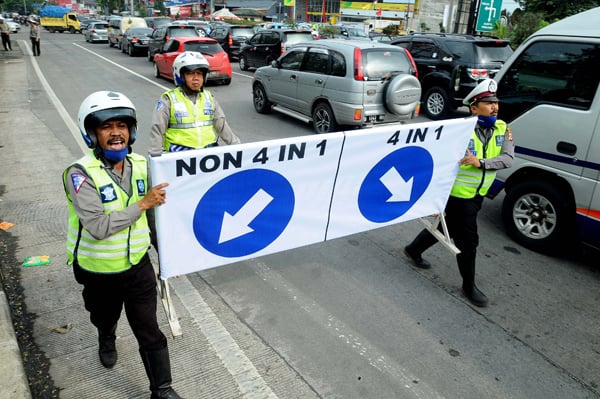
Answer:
[{"left": 9, "top": 30, "right": 600, "bottom": 398}]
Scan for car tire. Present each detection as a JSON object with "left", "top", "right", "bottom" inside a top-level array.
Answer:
[
  {"left": 312, "top": 102, "right": 338, "bottom": 134},
  {"left": 223, "top": 78, "right": 231, "bottom": 85},
  {"left": 153, "top": 62, "right": 161, "bottom": 78},
  {"left": 239, "top": 55, "right": 249, "bottom": 71},
  {"left": 69, "top": 26, "right": 75, "bottom": 34},
  {"left": 502, "top": 180, "right": 574, "bottom": 254},
  {"left": 423, "top": 87, "right": 449, "bottom": 120},
  {"left": 253, "top": 83, "right": 271, "bottom": 114}
]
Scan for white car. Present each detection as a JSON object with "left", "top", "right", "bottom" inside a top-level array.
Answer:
[{"left": 5, "top": 19, "right": 21, "bottom": 33}]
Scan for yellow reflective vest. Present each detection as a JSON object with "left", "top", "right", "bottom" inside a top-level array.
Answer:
[
  {"left": 63, "top": 152, "right": 151, "bottom": 273},
  {"left": 450, "top": 120, "right": 507, "bottom": 198},
  {"left": 163, "top": 87, "right": 217, "bottom": 151}
]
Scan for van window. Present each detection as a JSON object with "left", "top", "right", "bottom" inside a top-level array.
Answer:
[{"left": 499, "top": 41, "right": 600, "bottom": 121}]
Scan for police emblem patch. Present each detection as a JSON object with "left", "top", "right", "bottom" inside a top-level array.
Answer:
[
  {"left": 99, "top": 184, "right": 117, "bottom": 203},
  {"left": 71, "top": 173, "right": 87, "bottom": 194},
  {"left": 137, "top": 179, "right": 146, "bottom": 195}
]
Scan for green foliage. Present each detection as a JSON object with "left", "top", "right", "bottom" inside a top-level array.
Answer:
[
  {"left": 509, "top": 11, "right": 549, "bottom": 47},
  {"left": 439, "top": 22, "right": 445, "bottom": 33},
  {"left": 517, "top": 0, "right": 600, "bottom": 20},
  {"left": 490, "top": 19, "right": 509, "bottom": 39},
  {"left": 419, "top": 22, "right": 430, "bottom": 32},
  {"left": 154, "top": 0, "right": 167, "bottom": 16},
  {"left": 382, "top": 24, "right": 399, "bottom": 35}
]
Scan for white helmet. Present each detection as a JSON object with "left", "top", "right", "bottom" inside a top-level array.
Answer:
[
  {"left": 173, "top": 51, "right": 210, "bottom": 86},
  {"left": 77, "top": 91, "right": 137, "bottom": 149}
]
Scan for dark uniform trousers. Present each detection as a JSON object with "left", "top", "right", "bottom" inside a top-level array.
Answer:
[
  {"left": 73, "top": 253, "right": 167, "bottom": 351},
  {"left": 409, "top": 195, "right": 484, "bottom": 288}
]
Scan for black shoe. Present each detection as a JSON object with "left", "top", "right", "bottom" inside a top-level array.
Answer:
[
  {"left": 462, "top": 284, "right": 488, "bottom": 307},
  {"left": 99, "top": 335, "right": 117, "bottom": 368},
  {"left": 403, "top": 247, "right": 431, "bottom": 269}
]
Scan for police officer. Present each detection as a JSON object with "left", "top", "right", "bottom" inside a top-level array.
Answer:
[
  {"left": 63, "top": 91, "right": 183, "bottom": 399},
  {"left": 403, "top": 79, "right": 515, "bottom": 307},
  {"left": 149, "top": 51, "right": 240, "bottom": 154}
]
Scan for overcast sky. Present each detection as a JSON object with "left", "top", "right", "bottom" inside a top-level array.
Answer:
[{"left": 502, "top": 0, "right": 520, "bottom": 12}]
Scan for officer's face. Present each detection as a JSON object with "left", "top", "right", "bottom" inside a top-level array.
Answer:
[
  {"left": 183, "top": 69, "right": 204, "bottom": 92},
  {"left": 470, "top": 100, "right": 498, "bottom": 117},
  {"left": 96, "top": 120, "right": 130, "bottom": 152}
]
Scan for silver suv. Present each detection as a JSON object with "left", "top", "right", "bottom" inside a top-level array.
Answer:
[{"left": 252, "top": 40, "right": 421, "bottom": 134}]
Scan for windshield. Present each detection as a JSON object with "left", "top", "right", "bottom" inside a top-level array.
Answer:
[
  {"left": 184, "top": 42, "right": 223, "bottom": 55},
  {"left": 363, "top": 49, "right": 412, "bottom": 80}
]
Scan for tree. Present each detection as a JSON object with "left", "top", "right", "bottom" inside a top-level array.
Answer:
[
  {"left": 517, "top": 0, "right": 600, "bottom": 20},
  {"left": 509, "top": 11, "right": 549, "bottom": 47}
]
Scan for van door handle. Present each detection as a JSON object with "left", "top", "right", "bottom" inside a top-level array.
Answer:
[
  {"left": 556, "top": 141, "right": 577, "bottom": 156},
  {"left": 315, "top": 79, "right": 323, "bottom": 84},
  {"left": 290, "top": 74, "right": 297, "bottom": 81}
]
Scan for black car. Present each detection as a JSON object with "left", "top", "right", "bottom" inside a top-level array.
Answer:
[
  {"left": 239, "top": 29, "right": 314, "bottom": 71},
  {"left": 121, "top": 27, "right": 154, "bottom": 56},
  {"left": 147, "top": 23, "right": 200, "bottom": 61},
  {"left": 391, "top": 33, "right": 513, "bottom": 119},
  {"left": 209, "top": 24, "right": 255, "bottom": 60}
]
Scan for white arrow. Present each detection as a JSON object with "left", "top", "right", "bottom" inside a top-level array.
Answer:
[
  {"left": 219, "top": 189, "right": 274, "bottom": 244},
  {"left": 380, "top": 167, "right": 413, "bottom": 202}
]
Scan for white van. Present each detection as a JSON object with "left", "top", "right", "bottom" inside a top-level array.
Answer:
[{"left": 490, "top": 7, "right": 600, "bottom": 253}]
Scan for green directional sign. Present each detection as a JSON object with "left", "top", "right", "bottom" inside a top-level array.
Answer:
[{"left": 476, "top": 0, "right": 503, "bottom": 31}]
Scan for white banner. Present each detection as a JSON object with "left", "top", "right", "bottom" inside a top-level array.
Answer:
[{"left": 150, "top": 118, "right": 476, "bottom": 278}]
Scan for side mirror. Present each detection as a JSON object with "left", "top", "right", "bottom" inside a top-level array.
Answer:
[{"left": 271, "top": 59, "right": 280, "bottom": 68}]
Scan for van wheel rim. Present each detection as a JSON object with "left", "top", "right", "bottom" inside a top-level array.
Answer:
[{"left": 513, "top": 193, "right": 557, "bottom": 239}]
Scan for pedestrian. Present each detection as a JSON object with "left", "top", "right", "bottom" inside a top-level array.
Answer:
[
  {"left": 403, "top": 79, "right": 515, "bottom": 307},
  {"left": 29, "top": 18, "right": 41, "bottom": 56},
  {"left": 149, "top": 51, "right": 240, "bottom": 155},
  {"left": 0, "top": 17, "right": 12, "bottom": 51},
  {"left": 63, "top": 91, "right": 183, "bottom": 399}
]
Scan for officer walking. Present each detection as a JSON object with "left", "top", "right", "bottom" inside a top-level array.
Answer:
[
  {"left": 63, "top": 91, "right": 183, "bottom": 399},
  {"left": 149, "top": 51, "right": 240, "bottom": 154},
  {"left": 403, "top": 79, "right": 515, "bottom": 307}
]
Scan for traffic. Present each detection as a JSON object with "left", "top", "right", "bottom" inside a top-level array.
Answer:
[{"left": 4, "top": 26, "right": 600, "bottom": 399}]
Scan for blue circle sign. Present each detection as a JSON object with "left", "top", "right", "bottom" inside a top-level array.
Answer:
[
  {"left": 358, "top": 147, "right": 434, "bottom": 223},
  {"left": 193, "top": 169, "right": 295, "bottom": 257}
]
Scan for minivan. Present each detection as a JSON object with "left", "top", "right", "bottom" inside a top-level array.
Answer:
[
  {"left": 490, "top": 7, "right": 600, "bottom": 253},
  {"left": 108, "top": 16, "right": 148, "bottom": 49}
]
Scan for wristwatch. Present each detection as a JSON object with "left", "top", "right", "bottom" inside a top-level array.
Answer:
[{"left": 479, "top": 159, "right": 486, "bottom": 169}]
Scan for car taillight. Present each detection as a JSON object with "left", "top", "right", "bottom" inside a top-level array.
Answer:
[
  {"left": 91, "top": 29, "right": 96, "bottom": 33},
  {"left": 467, "top": 68, "right": 488, "bottom": 80},
  {"left": 403, "top": 48, "right": 419, "bottom": 78},
  {"left": 228, "top": 34, "right": 233, "bottom": 46},
  {"left": 281, "top": 42, "right": 286, "bottom": 56},
  {"left": 354, "top": 47, "right": 364, "bottom": 81}
]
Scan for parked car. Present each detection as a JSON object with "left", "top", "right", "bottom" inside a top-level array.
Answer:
[
  {"left": 147, "top": 23, "right": 200, "bottom": 61},
  {"left": 145, "top": 16, "right": 172, "bottom": 29},
  {"left": 489, "top": 7, "right": 600, "bottom": 254},
  {"left": 319, "top": 24, "right": 370, "bottom": 40},
  {"left": 84, "top": 21, "right": 109, "bottom": 43},
  {"left": 121, "top": 27, "right": 153, "bottom": 56},
  {"left": 178, "top": 20, "right": 211, "bottom": 36},
  {"left": 391, "top": 33, "right": 513, "bottom": 119},
  {"left": 153, "top": 37, "right": 232, "bottom": 85},
  {"left": 252, "top": 39, "right": 421, "bottom": 134},
  {"left": 209, "top": 24, "right": 255, "bottom": 60},
  {"left": 239, "top": 28, "right": 314, "bottom": 71},
  {"left": 108, "top": 16, "right": 147, "bottom": 49}
]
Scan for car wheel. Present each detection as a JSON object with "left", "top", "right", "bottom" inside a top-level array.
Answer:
[
  {"left": 69, "top": 27, "right": 75, "bottom": 34},
  {"left": 312, "top": 102, "right": 338, "bottom": 134},
  {"left": 153, "top": 62, "right": 161, "bottom": 78},
  {"left": 502, "top": 180, "right": 574, "bottom": 254},
  {"left": 128, "top": 46, "right": 134, "bottom": 56},
  {"left": 239, "top": 55, "right": 249, "bottom": 71},
  {"left": 423, "top": 87, "right": 449, "bottom": 120},
  {"left": 223, "top": 78, "right": 231, "bottom": 85},
  {"left": 253, "top": 83, "right": 271, "bottom": 114}
]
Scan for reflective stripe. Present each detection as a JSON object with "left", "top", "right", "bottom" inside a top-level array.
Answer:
[{"left": 169, "top": 120, "right": 214, "bottom": 129}]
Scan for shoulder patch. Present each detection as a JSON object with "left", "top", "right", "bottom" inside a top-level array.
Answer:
[
  {"left": 156, "top": 100, "right": 165, "bottom": 111},
  {"left": 71, "top": 173, "right": 87, "bottom": 194},
  {"left": 136, "top": 179, "right": 146, "bottom": 195}
]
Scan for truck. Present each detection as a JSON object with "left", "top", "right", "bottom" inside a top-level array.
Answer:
[{"left": 40, "top": 6, "right": 81, "bottom": 33}]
